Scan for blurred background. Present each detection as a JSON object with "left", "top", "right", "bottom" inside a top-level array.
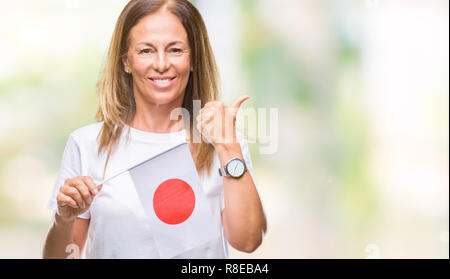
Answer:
[{"left": 0, "top": 0, "right": 448, "bottom": 258}]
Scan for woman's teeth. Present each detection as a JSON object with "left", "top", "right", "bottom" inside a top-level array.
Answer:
[{"left": 154, "top": 79, "right": 171, "bottom": 85}]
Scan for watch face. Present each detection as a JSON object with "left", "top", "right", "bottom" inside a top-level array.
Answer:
[{"left": 226, "top": 159, "right": 245, "bottom": 178}]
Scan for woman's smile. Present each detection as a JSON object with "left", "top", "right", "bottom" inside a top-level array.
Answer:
[{"left": 148, "top": 76, "right": 177, "bottom": 89}]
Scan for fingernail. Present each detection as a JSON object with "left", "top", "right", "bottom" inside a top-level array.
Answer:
[{"left": 93, "top": 189, "right": 98, "bottom": 195}]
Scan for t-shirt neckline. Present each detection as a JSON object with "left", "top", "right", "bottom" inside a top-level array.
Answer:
[{"left": 125, "top": 125, "right": 187, "bottom": 143}]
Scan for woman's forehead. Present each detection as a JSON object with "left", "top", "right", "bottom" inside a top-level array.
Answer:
[{"left": 129, "top": 10, "right": 188, "bottom": 46}]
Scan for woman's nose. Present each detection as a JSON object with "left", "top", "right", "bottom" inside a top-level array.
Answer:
[{"left": 152, "top": 51, "right": 170, "bottom": 72}]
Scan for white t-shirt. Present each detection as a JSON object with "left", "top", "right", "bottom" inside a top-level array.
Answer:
[{"left": 47, "top": 122, "right": 257, "bottom": 259}]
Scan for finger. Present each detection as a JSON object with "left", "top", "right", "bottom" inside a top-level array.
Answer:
[
  {"left": 70, "top": 178, "right": 93, "bottom": 205},
  {"left": 196, "top": 116, "right": 212, "bottom": 127},
  {"left": 196, "top": 121, "right": 203, "bottom": 133},
  {"left": 57, "top": 193, "right": 79, "bottom": 209},
  {"left": 196, "top": 108, "right": 204, "bottom": 122},
  {"left": 198, "top": 114, "right": 215, "bottom": 126},
  {"left": 198, "top": 108, "right": 214, "bottom": 120},
  {"left": 82, "top": 176, "right": 99, "bottom": 196},
  {"left": 196, "top": 112, "right": 202, "bottom": 123},
  {"left": 204, "top": 111, "right": 215, "bottom": 120},
  {"left": 197, "top": 122, "right": 212, "bottom": 143},
  {"left": 204, "top": 101, "right": 221, "bottom": 108},
  {"left": 73, "top": 176, "right": 93, "bottom": 205},
  {"left": 61, "top": 185, "right": 86, "bottom": 209},
  {"left": 198, "top": 120, "right": 214, "bottom": 135},
  {"left": 197, "top": 117, "right": 215, "bottom": 134},
  {"left": 196, "top": 121, "right": 210, "bottom": 137},
  {"left": 231, "top": 95, "right": 250, "bottom": 111}
]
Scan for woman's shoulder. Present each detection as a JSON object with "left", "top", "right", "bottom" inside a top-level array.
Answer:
[{"left": 68, "top": 122, "right": 104, "bottom": 145}]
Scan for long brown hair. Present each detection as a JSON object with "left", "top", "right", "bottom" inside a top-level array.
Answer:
[{"left": 96, "top": 0, "right": 219, "bottom": 178}]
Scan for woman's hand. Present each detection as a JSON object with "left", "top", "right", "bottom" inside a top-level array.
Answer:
[
  {"left": 196, "top": 95, "right": 250, "bottom": 148},
  {"left": 56, "top": 176, "right": 102, "bottom": 223}
]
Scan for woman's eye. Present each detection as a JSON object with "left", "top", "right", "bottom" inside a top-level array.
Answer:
[
  {"left": 139, "top": 49, "right": 151, "bottom": 54},
  {"left": 170, "top": 48, "right": 182, "bottom": 54}
]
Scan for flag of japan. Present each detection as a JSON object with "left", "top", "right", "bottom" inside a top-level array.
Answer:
[{"left": 121, "top": 142, "right": 221, "bottom": 258}]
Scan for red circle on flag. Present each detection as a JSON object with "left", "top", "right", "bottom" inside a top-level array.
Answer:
[{"left": 153, "top": 178, "right": 195, "bottom": 225}]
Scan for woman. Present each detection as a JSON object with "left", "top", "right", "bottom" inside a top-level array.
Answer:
[{"left": 43, "top": 0, "right": 266, "bottom": 259}]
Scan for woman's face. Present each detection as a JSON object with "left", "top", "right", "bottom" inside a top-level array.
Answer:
[{"left": 124, "top": 8, "right": 192, "bottom": 107}]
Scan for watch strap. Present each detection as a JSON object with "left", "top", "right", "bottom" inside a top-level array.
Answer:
[{"left": 218, "top": 166, "right": 228, "bottom": 177}]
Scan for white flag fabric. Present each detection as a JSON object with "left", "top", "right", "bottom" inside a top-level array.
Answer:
[{"left": 105, "top": 142, "right": 220, "bottom": 258}]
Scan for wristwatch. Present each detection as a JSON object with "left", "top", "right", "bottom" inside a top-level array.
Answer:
[{"left": 218, "top": 158, "right": 247, "bottom": 178}]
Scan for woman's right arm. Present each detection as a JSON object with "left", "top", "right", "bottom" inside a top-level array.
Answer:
[
  {"left": 43, "top": 215, "right": 89, "bottom": 259},
  {"left": 43, "top": 176, "right": 101, "bottom": 259}
]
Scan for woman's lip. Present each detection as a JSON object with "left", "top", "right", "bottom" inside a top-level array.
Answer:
[{"left": 148, "top": 77, "right": 176, "bottom": 89}]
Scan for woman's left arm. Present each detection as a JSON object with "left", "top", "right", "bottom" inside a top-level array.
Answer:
[
  {"left": 216, "top": 142, "right": 267, "bottom": 253},
  {"left": 196, "top": 95, "right": 267, "bottom": 253}
]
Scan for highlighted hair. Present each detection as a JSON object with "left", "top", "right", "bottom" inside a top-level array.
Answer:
[{"left": 96, "top": 0, "right": 219, "bottom": 178}]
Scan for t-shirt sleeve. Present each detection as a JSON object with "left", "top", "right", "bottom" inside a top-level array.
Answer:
[
  {"left": 47, "top": 134, "right": 90, "bottom": 219},
  {"left": 220, "top": 132, "right": 259, "bottom": 212},
  {"left": 239, "top": 134, "right": 257, "bottom": 185}
]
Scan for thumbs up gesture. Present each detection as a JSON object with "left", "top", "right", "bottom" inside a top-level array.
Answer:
[{"left": 196, "top": 95, "right": 250, "bottom": 148}]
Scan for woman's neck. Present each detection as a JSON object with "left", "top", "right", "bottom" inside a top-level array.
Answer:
[{"left": 130, "top": 101, "right": 185, "bottom": 134}]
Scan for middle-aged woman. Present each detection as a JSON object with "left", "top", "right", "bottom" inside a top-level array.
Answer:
[{"left": 43, "top": 0, "right": 266, "bottom": 258}]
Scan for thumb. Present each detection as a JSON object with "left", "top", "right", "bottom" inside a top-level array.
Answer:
[
  {"left": 231, "top": 94, "right": 250, "bottom": 112},
  {"left": 95, "top": 184, "right": 103, "bottom": 194}
]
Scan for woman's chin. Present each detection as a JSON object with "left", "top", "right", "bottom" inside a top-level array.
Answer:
[{"left": 148, "top": 93, "right": 180, "bottom": 105}]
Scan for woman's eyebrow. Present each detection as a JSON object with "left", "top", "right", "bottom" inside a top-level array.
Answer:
[{"left": 136, "top": 41, "right": 186, "bottom": 47}]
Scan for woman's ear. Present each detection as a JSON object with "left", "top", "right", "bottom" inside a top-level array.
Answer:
[{"left": 122, "top": 56, "right": 131, "bottom": 73}]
